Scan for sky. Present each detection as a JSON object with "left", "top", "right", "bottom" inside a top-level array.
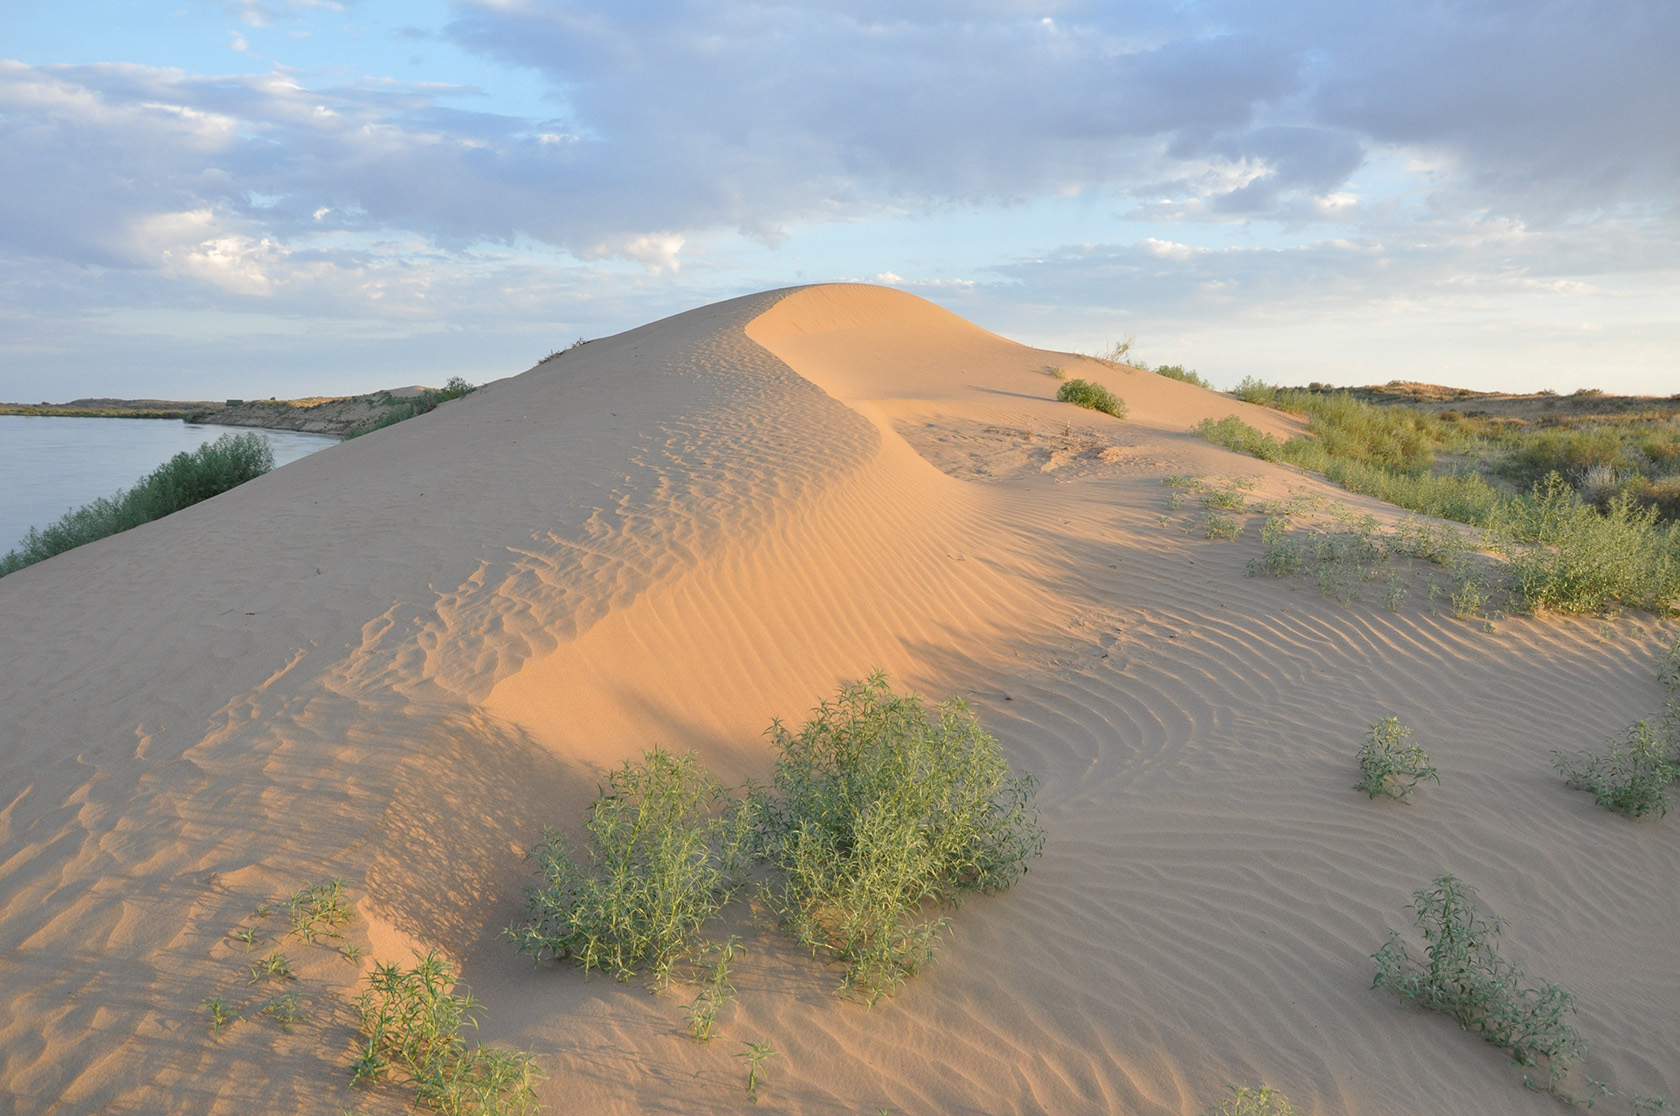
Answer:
[{"left": 2, "top": 0, "right": 1677, "bottom": 401}]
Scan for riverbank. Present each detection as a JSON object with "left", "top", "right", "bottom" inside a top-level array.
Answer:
[{"left": 1, "top": 386, "right": 437, "bottom": 436}]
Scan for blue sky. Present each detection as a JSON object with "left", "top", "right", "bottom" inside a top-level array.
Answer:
[{"left": 2, "top": 0, "right": 1676, "bottom": 400}]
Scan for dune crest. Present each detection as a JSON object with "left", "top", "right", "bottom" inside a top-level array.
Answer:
[{"left": 0, "top": 285, "right": 1674, "bottom": 1114}]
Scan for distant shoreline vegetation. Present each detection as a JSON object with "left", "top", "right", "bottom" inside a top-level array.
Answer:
[
  {"left": 2, "top": 376, "right": 477, "bottom": 439},
  {"left": 1, "top": 432, "right": 276, "bottom": 577},
  {"left": 0, "top": 378, "right": 478, "bottom": 577}
]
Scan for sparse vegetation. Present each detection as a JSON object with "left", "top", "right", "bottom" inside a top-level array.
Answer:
[
  {"left": 1056, "top": 378, "right": 1128, "bottom": 419},
  {"left": 1372, "top": 875, "right": 1583, "bottom": 1089},
  {"left": 351, "top": 951, "right": 542, "bottom": 1115},
  {"left": 510, "top": 748, "right": 755, "bottom": 987},
  {"left": 1195, "top": 381, "right": 1680, "bottom": 615},
  {"left": 1, "top": 432, "right": 274, "bottom": 576},
  {"left": 1203, "top": 1085, "right": 1298, "bottom": 1116},
  {"left": 1555, "top": 721, "right": 1680, "bottom": 818},
  {"left": 247, "top": 949, "right": 295, "bottom": 986},
  {"left": 288, "top": 878, "right": 354, "bottom": 945},
  {"left": 1354, "top": 718, "right": 1438, "bottom": 801}
]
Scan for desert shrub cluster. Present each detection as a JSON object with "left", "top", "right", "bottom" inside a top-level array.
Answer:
[
  {"left": 1, "top": 431, "right": 274, "bottom": 576},
  {"left": 1197, "top": 381, "right": 1680, "bottom": 614},
  {"left": 512, "top": 674, "right": 1043, "bottom": 1006},
  {"left": 1056, "top": 378, "right": 1128, "bottom": 418}
]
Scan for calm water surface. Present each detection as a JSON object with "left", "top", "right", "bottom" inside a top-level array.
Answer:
[{"left": 0, "top": 416, "right": 339, "bottom": 553}]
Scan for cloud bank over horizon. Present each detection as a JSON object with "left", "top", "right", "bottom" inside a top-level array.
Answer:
[{"left": 2, "top": 0, "right": 1676, "bottom": 397}]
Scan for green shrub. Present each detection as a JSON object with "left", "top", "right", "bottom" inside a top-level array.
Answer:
[
  {"left": 1155, "top": 364, "right": 1210, "bottom": 388},
  {"left": 1354, "top": 718, "right": 1438, "bottom": 801},
  {"left": 1494, "top": 474, "right": 1680, "bottom": 614},
  {"left": 511, "top": 749, "right": 754, "bottom": 987},
  {"left": 1, "top": 431, "right": 274, "bottom": 576},
  {"left": 1555, "top": 720, "right": 1680, "bottom": 819},
  {"left": 1230, "top": 376, "right": 1280, "bottom": 407},
  {"left": 351, "top": 951, "right": 542, "bottom": 1115},
  {"left": 1056, "top": 378, "right": 1127, "bottom": 419},
  {"left": 1204, "top": 512, "right": 1242, "bottom": 540},
  {"left": 1372, "top": 875, "right": 1583, "bottom": 1088},
  {"left": 755, "top": 674, "right": 1044, "bottom": 1002},
  {"left": 1203, "top": 1085, "right": 1298, "bottom": 1116}
]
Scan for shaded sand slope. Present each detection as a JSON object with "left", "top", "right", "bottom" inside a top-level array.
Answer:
[{"left": 1, "top": 285, "right": 1675, "bottom": 1115}]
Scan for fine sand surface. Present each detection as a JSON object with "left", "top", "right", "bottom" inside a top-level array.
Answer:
[{"left": 0, "top": 284, "right": 1674, "bottom": 1115}]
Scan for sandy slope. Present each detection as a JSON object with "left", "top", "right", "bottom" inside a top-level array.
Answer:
[{"left": 0, "top": 285, "right": 1674, "bottom": 1115}]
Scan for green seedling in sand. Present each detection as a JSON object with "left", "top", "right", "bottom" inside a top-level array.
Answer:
[
  {"left": 1555, "top": 719, "right": 1680, "bottom": 819},
  {"left": 1373, "top": 875, "right": 1582, "bottom": 1089},
  {"left": 1204, "top": 1085, "right": 1298, "bottom": 1116},
  {"left": 229, "top": 926, "right": 262, "bottom": 950},
  {"left": 755, "top": 673, "right": 1044, "bottom": 1003},
  {"left": 512, "top": 748, "right": 756, "bottom": 988},
  {"left": 248, "top": 949, "right": 295, "bottom": 986},
  {"left": 1354, "top": 718, "right": 1438, "bottom": 801},
  {"left": 259, "top": 990, "right": 308, "bottom": 1028},
  {"left": 351, "top": 950, "right": 541, "bottom": 1114},
  {"left": 343, "top": 942, "right": 366, "bottom": 966},
  {"left": 737, "top": 1041, "right": 776, "bottom": 1104},
  {"left": 202, "top": 996, "right": 235, "bottom": 1035},
  {"left": 685, "top": 936, "right": 743, "bottom": 1042},
  {"left": 288, "top": 878, "right": 354, "bottom": 945},
  {"left": 1055, "top": 378, "right": 1127, "bottom": 419}
]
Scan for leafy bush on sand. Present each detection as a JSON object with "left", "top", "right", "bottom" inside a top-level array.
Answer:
[
  {"left": 1056, "top": 378, "right": 1128, "bottom": 419},
  {"left": 515, "top": 675, "right": 1044, "bottom": 1007},
  {"left": 755, "top": 673, "right": 1045, "bottom": 1002},
  {"left": 1354, "top": 717, "right": 1438, "bottom": 801},
  {"left": 510, "top": 749, "right": 755, "bottom": 988},
  {"left": 1, "top": 431, "right": 274, "bottom": 576},
  {"left": 1373, "top": 875, "right": 1583, "bottom": 1089},
  {"left": 350, "top": 950, "right": 542, "bottom": 1115}
]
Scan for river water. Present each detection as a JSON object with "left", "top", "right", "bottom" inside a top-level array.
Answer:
[{"left": 0, "top": 416, "right": 340, "bottom": 554}]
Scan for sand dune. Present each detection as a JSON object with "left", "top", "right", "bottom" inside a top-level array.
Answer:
[{"left": 0, "top": 284, "right": 1674, "bottom": 1114}]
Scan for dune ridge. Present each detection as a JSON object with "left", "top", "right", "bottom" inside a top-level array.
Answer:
[{"left": 0, "top": 284, "right": 1674, "bottom": 1114}]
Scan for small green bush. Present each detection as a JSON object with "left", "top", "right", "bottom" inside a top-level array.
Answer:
[
  {"left": 1, "top": 431, "right": 274, "bottom": 576},
  {"left": 1056, "top": 378, "right": 1128, "bottom": 419},
  {"left": 1354, "top": 718, "right": 1438, "bottom": 801},
  {"left": 511, "top": 749, "right": 754, "bottom": 987},
  {"left": 1203, "top": 1085, "right": 1298, "bottom": 1116},
  {"left": 1555, "top": 720, "right": 1680, "bottom": 819},
  {"left": 1155, "top": 364, "right": 1210, "bottom": 389},
  {"left": 1373, "top": 875, "right": 1583, "bottom": 1088},
  {"left": 755, "top": 674, "right": 1044, "bottom": 1002},
  {"left": 351, "top": 951, "right": 542, "bottom": 1115}
]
